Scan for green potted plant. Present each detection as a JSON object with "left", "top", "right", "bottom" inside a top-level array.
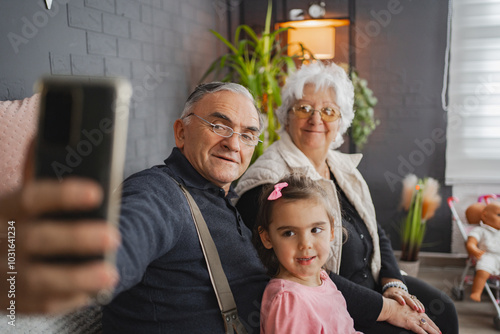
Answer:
[
  {"left": 399, "top": 174, "right": 442, "bottom": 275},
  {"left": 201, "top": 0, "right": 312, "bottom": 163},
  {"left": 339, "top": 64, "right": 379, "bottom": 151},
  {"left": 350, "top": 69, "right": 379, "bottom": 150}
]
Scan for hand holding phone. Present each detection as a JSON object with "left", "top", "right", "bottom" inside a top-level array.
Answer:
[{"left": 33, "top": 76, "right": 131, "bottom": 302}]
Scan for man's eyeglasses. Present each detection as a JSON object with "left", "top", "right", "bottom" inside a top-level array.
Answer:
[
  {"left": 185, "top": 113, "right": 262, "bottom": 146},
  {"left": 291, "top": 104, "right": 342, "bottom": 122}
]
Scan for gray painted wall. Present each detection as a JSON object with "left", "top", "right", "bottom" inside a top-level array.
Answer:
[
  {"left": 242, "top": 0, "right": 452, "bottom": 253},
  {"left": 0, "top": 0, "right": 232, "bottom": 179},
  {"left": 354, "top": 0, "right": 451, "bottom": 254}
]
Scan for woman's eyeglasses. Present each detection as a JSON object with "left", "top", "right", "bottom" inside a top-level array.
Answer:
[{"left": 291, "top": 104, "right": 341, "bottom": 122}]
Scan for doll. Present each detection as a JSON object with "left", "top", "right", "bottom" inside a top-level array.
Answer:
[
  {"left": 466, "top": 201, "right": 500, "bottom": 302},
  {"left": 465, "top": 202, "right": 486, "bottom": 225}
]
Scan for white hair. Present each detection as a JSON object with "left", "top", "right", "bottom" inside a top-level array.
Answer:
[
  {"left": 181, "top": 82, "right": 263, "bottom": 131},
  {"left": 276, "top": 62, "right": 355, "bottom": 149}
]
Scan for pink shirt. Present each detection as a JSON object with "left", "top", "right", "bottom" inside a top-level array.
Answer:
[{"left": 260, "top": 271, "right": 361, "bottom": 334}]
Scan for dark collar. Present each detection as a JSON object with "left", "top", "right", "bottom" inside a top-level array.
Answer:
[{"left": 164, "top": 148, "right": 238, "bottom": 199}]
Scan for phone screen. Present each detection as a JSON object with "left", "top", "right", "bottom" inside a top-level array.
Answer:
[{"left": 42, "top": 90, "right": 73, "bottom": 145}]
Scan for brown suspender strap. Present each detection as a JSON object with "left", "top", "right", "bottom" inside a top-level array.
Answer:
[{"left": 176, "top": 182, "right": 248, "bottom": 334}]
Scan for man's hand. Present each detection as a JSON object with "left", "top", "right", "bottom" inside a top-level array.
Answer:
[{"left": 0, "top": 178, "right": 120, "bottom": 314}]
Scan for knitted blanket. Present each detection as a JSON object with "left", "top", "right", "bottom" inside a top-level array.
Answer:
[{"left": 0, "top": 305, "right": 102, "bottom": 333}]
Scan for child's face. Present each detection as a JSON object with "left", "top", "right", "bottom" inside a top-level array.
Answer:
[{"left": 259, "top": 199, "right": 334, "bottom": 287}]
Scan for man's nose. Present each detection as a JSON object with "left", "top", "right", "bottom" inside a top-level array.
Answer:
[{"left": 222, "top": 133, "right": 241, "bottom": 151}]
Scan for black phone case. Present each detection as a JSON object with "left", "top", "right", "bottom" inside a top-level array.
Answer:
[{"left": 34, "top": 76, "right": 131, "bottom": 266}]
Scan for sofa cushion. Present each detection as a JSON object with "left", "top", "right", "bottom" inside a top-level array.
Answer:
[{"left": 0, "top": 94, "right": 39, "bottom": 197}]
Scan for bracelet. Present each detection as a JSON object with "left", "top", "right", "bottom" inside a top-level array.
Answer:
[{"left": 382, "top": 281, "right": 408, "bottom": 294}]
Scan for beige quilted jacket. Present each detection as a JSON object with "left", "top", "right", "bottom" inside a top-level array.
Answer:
[{"left": 235, "top": 132, "right": 381, "bottom": 280}]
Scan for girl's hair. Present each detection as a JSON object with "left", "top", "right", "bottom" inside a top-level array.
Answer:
[
  {"left": 276, "top": 61, "right": 355, "bottom": 149},
  {"left": 253, "top": 173, "right": 335, "bottom": 277}
]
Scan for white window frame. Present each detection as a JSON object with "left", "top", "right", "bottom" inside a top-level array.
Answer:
[{"left": 444, "top": 0, "right": 500, "bottom": 185}]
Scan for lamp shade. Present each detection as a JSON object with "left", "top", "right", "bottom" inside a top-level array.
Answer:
[
  {"left": 278, "top": 19, "right": 349, "bottom": 60},
  {"left": 288, "top": 26, "right": 335, "bottom": 59}
]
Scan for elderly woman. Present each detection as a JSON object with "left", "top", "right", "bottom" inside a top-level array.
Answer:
[{"left": 235, "top": 62, "right": 458, "bottom": 334}]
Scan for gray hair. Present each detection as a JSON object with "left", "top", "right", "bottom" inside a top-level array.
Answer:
[
  {"left": 276, "top": 62, "right": 355, "bottom": 149},
  {"left": 181, "top": 82, "right": 263, "bottom": 131}
]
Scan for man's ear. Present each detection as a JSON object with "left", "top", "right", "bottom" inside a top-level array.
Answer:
[
  {"left": 173, "top": 119, "right": 185, "bottom": 150},
  {"left": 258, "top": 227, "right": 273, "bottom": 250}
]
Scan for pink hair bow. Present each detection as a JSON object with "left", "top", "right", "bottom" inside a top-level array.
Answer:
[{"left": 267, "top": 182, "right": 288, "bottom": 201}]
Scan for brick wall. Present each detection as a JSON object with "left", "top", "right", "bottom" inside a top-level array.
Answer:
[{"left": 0, "top": 0, "right": 231, "bottom": 178}]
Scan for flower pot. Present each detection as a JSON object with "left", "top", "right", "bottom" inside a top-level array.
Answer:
[{"left": 398, "top": 259, "right": 421, "bottom": 277}]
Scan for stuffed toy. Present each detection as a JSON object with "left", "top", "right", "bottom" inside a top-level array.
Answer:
[{"left": 466, "top": 201, "right": 500, "bottom": 302}]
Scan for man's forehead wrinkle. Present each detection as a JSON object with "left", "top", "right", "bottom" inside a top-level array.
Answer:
[{"left": 197, "top": 89, "right": 260, "bottom": 130}]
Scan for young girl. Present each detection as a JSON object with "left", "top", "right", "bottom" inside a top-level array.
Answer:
[{"left": 254, "top": 174, "right": 360, "bottom": 334}]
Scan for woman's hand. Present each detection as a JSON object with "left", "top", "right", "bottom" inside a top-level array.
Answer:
[
  {"left": 381, "top": 278, "right": 425, "bottom": 312},
  {"left": 378, "top": 298, "right": 441, "bottom": 334},
  {"left": 383, "top": 286, "right": 425, "bottom": 312}
]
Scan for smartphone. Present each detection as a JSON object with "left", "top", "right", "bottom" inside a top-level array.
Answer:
[{"left": 33, "top": 76, "right": 131, "bottom": 300}]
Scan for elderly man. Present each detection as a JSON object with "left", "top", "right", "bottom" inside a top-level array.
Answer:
[{"left": 0, "top": 82, "right": 268, "bottom": 333}]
